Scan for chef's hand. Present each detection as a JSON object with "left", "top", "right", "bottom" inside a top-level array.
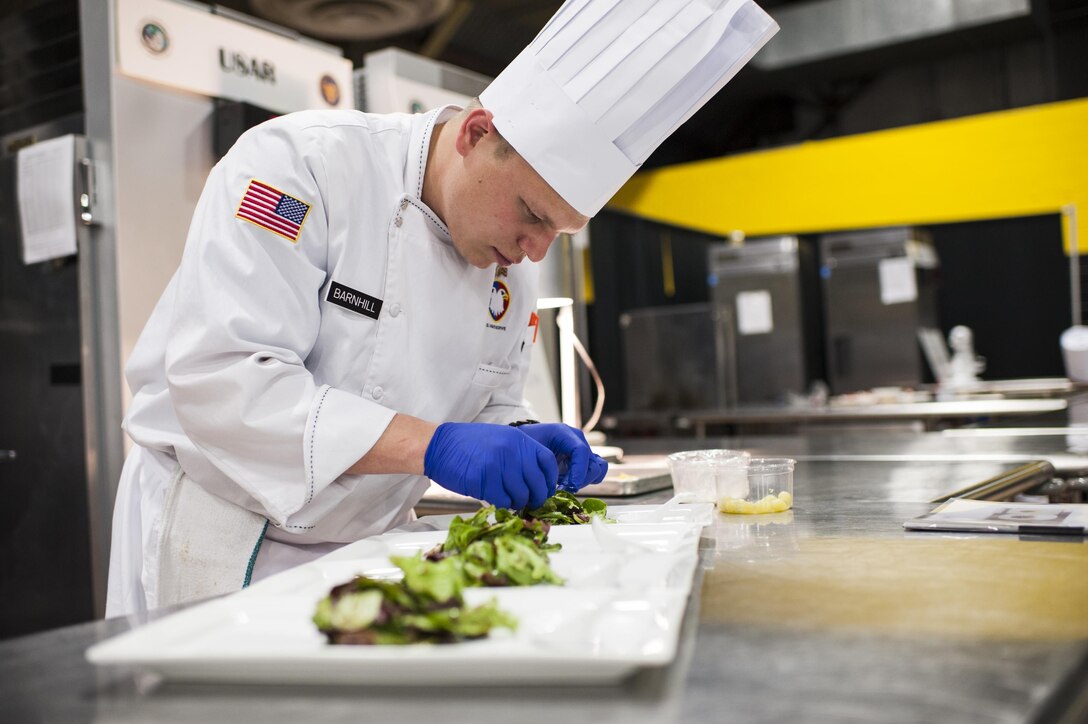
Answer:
[
  {"left": 423, "top": 423, "right": 558, "bottom": 510},
  {"left": 585, "top": 453, "right": 609, "bottom": 489},
  {"left": 517, "top": 423, "right": 608, "bottom": 491}
]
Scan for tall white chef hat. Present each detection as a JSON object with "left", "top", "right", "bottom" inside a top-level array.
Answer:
[{"left": 480, "top": 0, "right": 779, "bottom": 217}]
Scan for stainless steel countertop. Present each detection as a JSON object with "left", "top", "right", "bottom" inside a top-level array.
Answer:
[
  {"left": 3, "top": 431, "right": 1087, "bottom": 723},
  {"left": 605, "top": 384, "right": 1085, "bottom": 438},
  {"left": 618, "top": 427, "right": 1088, "bottom": 474},
  {"left": 683, "top": 398, "right": 1069, "bottom": 421},
  {"left": 677, "top": 399, "right": 1069, "bottom": 437}
]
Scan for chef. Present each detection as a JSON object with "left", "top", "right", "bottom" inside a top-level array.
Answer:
[{"left": 106, "top": 0, "right": 779, "bottom": 616}]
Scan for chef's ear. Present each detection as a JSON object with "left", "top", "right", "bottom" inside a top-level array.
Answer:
[{"left": 454, "top": 107, "right": 496, "bottom": 158}]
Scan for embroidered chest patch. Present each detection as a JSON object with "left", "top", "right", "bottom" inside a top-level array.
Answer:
[{"left": 487, "top": 267, "right": 511, "bottom": 331}]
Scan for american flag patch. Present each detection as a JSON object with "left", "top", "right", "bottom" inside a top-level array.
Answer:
[{"left": 235, "top": 180, "right": 312, "bottom": 242}]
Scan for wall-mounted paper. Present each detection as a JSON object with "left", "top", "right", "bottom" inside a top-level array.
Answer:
[
  {"left": 878, "top": 257, "right": 917, "bottom": 305},
  {"left": 737, "top": 289, "right": 773, "bottom": 335},
  {"left": 17, "top": 135, "right": 77, "bottom": 265}
]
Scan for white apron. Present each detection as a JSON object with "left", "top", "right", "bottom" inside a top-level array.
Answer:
[{"left": 106, "top": 107, "right": 539, "bottom": 616}]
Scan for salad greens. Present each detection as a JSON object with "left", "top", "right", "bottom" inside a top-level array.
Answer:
[
  {"left": 437, "top": 506, "right": 559, "bottom": 556},
  {"left": 419, "top": 493, "right": 611, "bottom": 587},
  {"left": 457, "top": 535, "right": 564, "bottom": 587},
  {"left": 313, "top": 555, "right": 516, "bottom": 645},
  {"left": 522, "top": 490, "right": 610, "bottom": 525},
  {"left": 314, "top": 492, "right": 611, "bottom": 643},
  {"left": 425, "top": 505, "right": 563, "bottom": 587}
]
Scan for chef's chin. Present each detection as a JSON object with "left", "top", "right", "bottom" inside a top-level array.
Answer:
[{"left": 468, "top": 253, "right": 496, "bottom": 270}]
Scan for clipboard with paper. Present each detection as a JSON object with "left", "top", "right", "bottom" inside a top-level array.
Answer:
[{"left": 904, "top": 498, "right": 1088, "bottom": 536}]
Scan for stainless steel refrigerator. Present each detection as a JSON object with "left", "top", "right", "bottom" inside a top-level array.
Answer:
[
  {"left": 707, "top": 236, "right": 823, "bottom": 404},
  {"left": 0, "top": 0, "right": 105, "bottom": 638},
  {"left": 819, "top": 227, "right": 939, "bottom": 394},
  {"left": 1, "top": 0, "right": 350, "bottom": 636},
  {"left": 1, "top": 116, "right": 98, "bottom": 637},
  {"left": 619, "top": 303, "right": 731, "bottom": 411}
]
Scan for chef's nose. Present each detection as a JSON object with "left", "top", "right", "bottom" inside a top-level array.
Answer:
[{"left": 518, "top": 230, "right": 556, "bottom": 263}]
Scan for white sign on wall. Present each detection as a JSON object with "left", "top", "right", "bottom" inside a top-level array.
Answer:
[{"left": 116, "top": 0, "right": 354, "bottom": 114}]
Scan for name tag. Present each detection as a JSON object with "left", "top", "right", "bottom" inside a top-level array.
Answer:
[{"left": 326, "top": 281, "right": 383, "bottom": 320}]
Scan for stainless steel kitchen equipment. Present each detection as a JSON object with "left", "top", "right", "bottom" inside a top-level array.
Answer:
[
  {"left": 1, "top": 121, "right": 97, "bottom": 638},
  {"left": 708, "top": 236, "right": 823, "bottom": 404},
  {"left": 1, "top": 0, "right": 352, "bottom": 636},
  {"left": 1, "top": 1, "right": 96, "bottom": 639},
  {"left": 819, "top": 227, "right": 939, "bottom": 394},
  {"left": 620, "top": 303, "right": 732, "bottom": 412}
]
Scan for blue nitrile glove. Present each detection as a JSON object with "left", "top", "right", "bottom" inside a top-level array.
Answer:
[
  {"left": 560, "top": 451, "right": 607, "bottom": 491},
  {"left": 585, "top": 454, "right": 609, "bottom": 488},
  {"left": 424, "top": 423, "right": 558, "bottom": 510},
  {"left": 517, "top": 424, "right": 608, "bottom": 491}
]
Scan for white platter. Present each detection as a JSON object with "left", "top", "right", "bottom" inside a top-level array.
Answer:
[
  {"left": 608, "top": 502, "right": 714, "bottom": 526},
  {"left": 245, "top": 549, "right": 698, "bottom": 598},
  {"left": 87, "top": 504, "right": 704, "bottom": 686}
]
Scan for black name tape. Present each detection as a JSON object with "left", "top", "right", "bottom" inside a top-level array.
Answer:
[{"left": 327, "top": 281, "right": 383, "bottom": 320}]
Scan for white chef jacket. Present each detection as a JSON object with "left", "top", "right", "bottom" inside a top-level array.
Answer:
[{"left": 106, "top": 106, "right": 539, "bottom": 616}]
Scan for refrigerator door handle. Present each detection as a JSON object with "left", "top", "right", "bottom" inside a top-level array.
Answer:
[{"left": 77, "top": 154, "right": 96, "bottom": 226}]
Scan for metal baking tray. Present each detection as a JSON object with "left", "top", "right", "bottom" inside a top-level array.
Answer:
[{"left": 578, "top": 465, "right": 674, "bottom": 497}]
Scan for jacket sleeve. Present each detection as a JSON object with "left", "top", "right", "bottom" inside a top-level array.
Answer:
[{"left": 163, "top": 120, "right": 396, "bottom": 526}]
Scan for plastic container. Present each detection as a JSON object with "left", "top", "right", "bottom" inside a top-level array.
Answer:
[
  {"left": 1061, "top": 326, "right": 1088, "bottom": 383},
  {"left": 666, "top": 450, "right": 750, "bottom": 503},
  {"left": 719, "top": 457, "right": 795, "bottom": 514}
]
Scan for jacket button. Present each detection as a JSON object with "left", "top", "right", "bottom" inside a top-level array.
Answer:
[
  {"left": 389, "top": 303, "right": 401, "bottom": 317},
  {"left": 400, "top": 199, "right": 409, "bottom": 210},
  {"left": 372, "top": 386, "right": 384, "bottom": 400},
  {"left": 394, "top": 217, "right": 403, "bottom": 227}
]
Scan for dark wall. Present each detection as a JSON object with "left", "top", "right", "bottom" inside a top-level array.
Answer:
[
  {"left": 0, "top": 0, "right": 83, "bottom": 138},
  {"left": 587, "top": 212, "right": 720, "bottom": 412},
  {"left": 928, "top": 214, "right": 1071, "bottom": 379}
]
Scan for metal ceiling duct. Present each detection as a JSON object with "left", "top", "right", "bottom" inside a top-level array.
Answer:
[
  {"left": 247, "top": 0, "right": 455, "bottom": 41},
  {"left": 752, "top": 0, "right": 1034, "bottom": 69}
]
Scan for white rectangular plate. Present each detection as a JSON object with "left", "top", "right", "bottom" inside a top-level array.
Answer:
[
  {"left": 87, "top": 504, "right": 703, "bottom": 686},
  {"left": 607, "top": 502, "right": 714, "bottom": 526}
]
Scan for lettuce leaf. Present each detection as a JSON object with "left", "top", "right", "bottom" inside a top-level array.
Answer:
[{"left": 523, "top": 490, "right": 610, "bottom": 525}]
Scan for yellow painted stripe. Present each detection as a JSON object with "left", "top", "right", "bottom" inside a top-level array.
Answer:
[
  {"left": 660, "top": 230, "right": 675, "bottom": 298},
  {"left": 582, "top": 246, "right": 595, "bottom": 305},
  {"left": 609, "top": 97, "right": 1088, "bottom": 253}
]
